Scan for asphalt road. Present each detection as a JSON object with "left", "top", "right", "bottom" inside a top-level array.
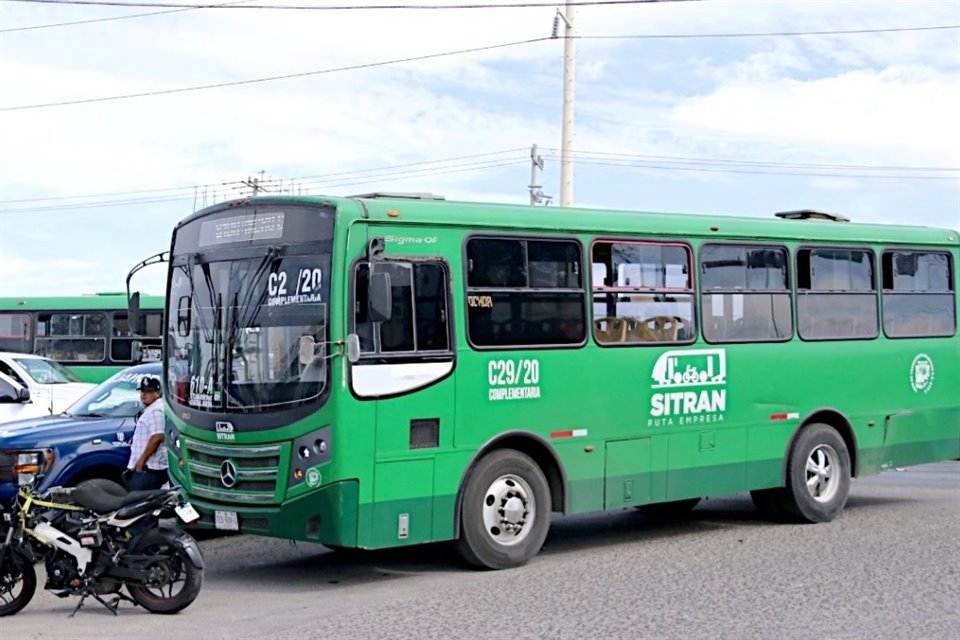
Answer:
[{"left": 4, "top": 461, "right": 958, "bottom": 640}]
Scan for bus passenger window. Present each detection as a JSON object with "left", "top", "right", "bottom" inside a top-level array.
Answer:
[
  {"left": 466, "top": 237, "right": 586, "bottom": 348},
  {"left": 882, "top": 251, "right": 955, "bottom": 338},
  {"left": 797, "top": 248, "right": 878, "bottom": 340},
  {"left": 590, "top": 240, "right": 695, "bottom": 345},
  {"left": 700, "top": 244, "right": 792, "bottom": 343}
]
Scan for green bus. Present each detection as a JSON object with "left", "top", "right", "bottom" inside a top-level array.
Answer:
[
  {"left": 0, "top": 293, "right": 164, "bottom": 383},
  {"left": 137, "top": 194, "right": 959, "bottom": 569}
]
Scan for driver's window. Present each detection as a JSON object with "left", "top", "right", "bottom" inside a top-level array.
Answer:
[{"left": 354, "top": 261, "right": 451, "bottom": 357}]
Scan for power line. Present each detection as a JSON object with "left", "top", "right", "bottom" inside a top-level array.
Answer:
[
  {"left": 568, "top": 158, "right": 960, "bottom": 180},
  {"left": 0, "top": 0, "right": 700, "bottom": 33},
  {"left": 0, "top": 36, "right": 552, "bottom": 111},
  {"left": 0, "top": 0, "right": 257, "bottom": 33},
  {"left": 5, "top": 0, "right": 695, "bottom": 10},
  {"left": 6, "top": 19, "right": 959, "bottom": 111},
  {"left": 0, "top": 152, "right": 531, "bottom": 213},
  {"left": 0, "top": 148, "right": 527, "bottom": 205},
  {"left": 4, "top": 148, "right": 956, "bottom": 215},
  {"left": 541, "top": 148, "right": 960, "bottom": 173}
]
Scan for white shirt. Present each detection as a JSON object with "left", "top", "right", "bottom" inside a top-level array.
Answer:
[{"left": 127, "top": 399, "right": 167, "bottom": 471}]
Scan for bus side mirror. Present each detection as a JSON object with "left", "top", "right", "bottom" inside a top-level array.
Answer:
[
  {"left": 369, "top": 272, "right": 392, "bottom": 322},
  {"left": 177, "top": 296, "right": 192, "bottom": 337},
  {"left": 346, "top": 334, "right": 360, "bottom": 363},
  {"left": 128, "top": 291, "right": 147, "bottom": 335},
  {"left": 299, "top": 336, "right": 318, "bottom": 365},
  {"left": 131, "top": 340, "right": 143, "bottom": 364}
]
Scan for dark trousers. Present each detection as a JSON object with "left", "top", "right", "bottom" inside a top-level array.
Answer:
[{"left": 127, "top": 468, "right": 168, "bottom": 491}]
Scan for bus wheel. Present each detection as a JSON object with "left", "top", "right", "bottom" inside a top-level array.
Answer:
[
  {"left": 781, "top": 423, "right": 851, "bottom": 523},
  {"left": 636, "top": 497, "right": 701, "bottom": 519},
  {"left": 456, "top": 449, "right": 551, "bottom": 570}
]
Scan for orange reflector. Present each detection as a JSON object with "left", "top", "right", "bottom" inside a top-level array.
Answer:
[{"left": 387, "top": 210, "right": 400, "bottom": 218}]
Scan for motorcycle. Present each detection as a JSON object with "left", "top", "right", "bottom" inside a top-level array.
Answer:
[{"left": 0, "top": 477, "right": 204, "bottom": 617}]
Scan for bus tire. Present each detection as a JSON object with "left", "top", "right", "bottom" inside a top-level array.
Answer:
[
  {"left": 456, "top": 449, "right": 551, "bottom": 570},
  {"left": 781, "top": 423, "right": 852, "bottom": 523}
]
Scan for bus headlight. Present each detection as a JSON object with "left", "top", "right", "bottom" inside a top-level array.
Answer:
[
  {"left": 167, "top": 424, "right": 182, "bottom": 458},
  {"left": 289, "top": 426, "right": 331, "bottom": 488}
]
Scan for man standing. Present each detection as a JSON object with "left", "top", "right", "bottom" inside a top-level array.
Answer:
[{"left": 126, "top": 376, "right": 168, "bottom": 491}]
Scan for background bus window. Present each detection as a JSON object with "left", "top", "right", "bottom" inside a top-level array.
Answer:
[
  {"left": 0, "top": 313, "right": 31, "bottom": 353},
  {"left": 701, "top": 244, "right": 792, "bottom": 343},
  {"left": 466, "top": 237, "right": 586, "bottom": 347},
  {"left": 35, "top": 312, "right": 106, "bottom": 362},
  {"left": 797, "top": 248, "right": 878, "bottom": 340},
  {"left": 591, "top": 241, "right": 695, "bottom": 344},
  {"left": 882, "top": 251, "right": 956, "bottom": 338},
  {"left": 110, "top": 311, "right": 164, "bottom": 361}
]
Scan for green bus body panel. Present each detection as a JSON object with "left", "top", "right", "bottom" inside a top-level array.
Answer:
[{"left": 167, "top": 195, "right": 960, "bottom": 550}]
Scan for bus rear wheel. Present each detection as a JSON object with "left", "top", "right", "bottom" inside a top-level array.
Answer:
[
  {"left": 456, "top": 449, "right": 551, "bottom": 570},
  {"left": 775, "top": 423, "right": 852, "bottom": 523}
]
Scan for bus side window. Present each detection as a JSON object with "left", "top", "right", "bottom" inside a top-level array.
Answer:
[
  {"left": 882, "top": 251, "right": 956, "bottom": 338},
  {"left": 797, "top": 248, "right": 878, "bottom": 341},
  {"left": 354, "top": 261, "right": 452, "bottom": 357}
]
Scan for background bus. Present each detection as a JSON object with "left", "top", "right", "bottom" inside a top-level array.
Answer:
[
  {"left": 141, "top": 194, "right": 959, "bottom": 570},
  {"left": 0, "top": 293, "right": 164, "bottom": 383}
]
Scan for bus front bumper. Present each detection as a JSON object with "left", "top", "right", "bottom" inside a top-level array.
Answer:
[{"left": 183, "top": 479, "right": 359, "bottom": 547}]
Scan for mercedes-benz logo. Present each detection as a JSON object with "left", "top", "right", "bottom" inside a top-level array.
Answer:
[{"left": 220, "top": 459, "right": 238, "bottom": 488}]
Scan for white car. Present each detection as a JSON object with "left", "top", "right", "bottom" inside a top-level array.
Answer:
[{"left": 0, "top": 353, "right": 96, "bottom": 424}]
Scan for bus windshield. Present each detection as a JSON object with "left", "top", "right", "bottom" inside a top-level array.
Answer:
[{"left": 165, "top": 205, "right": 334, "bottom": 413}]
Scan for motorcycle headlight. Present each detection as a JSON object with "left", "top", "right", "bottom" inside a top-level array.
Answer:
[{"left": 13, "top": 449, "right": 55, "bottom": 485}]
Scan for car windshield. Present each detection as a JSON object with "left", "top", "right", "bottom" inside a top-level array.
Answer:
[
  {"left": 13, "top": 357, "right": 82, "bottom": 384},
  {"left": 67, "top": 370, "right": 153, "bottom": 417}
]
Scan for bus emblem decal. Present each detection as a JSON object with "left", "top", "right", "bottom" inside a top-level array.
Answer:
[
  {"left": 220, "top": 460, "right": 238, "bottom": 488},
  {"left": 910, "top": 354, "right": 934, "bottom": 394},
  {"left": 216, "top": 421, "right": 236, "bottom": 441},
  {"left": 649, "top": 349, "right": 728, "bottom": 427}
]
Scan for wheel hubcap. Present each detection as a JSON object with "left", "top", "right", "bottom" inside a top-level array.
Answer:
[
  {"left": 805, "top": 444, "right": 840, "bottom": 503},
  {"left": 481, "top": 474, "right": 535, "bottom": 546}
]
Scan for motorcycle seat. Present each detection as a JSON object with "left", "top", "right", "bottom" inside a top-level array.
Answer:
[{"left": 70, "top": 478, "right": 168, "bottom": 514}]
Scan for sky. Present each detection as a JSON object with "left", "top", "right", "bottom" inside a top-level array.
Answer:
[{"left": 1, "top": 0, "right": 958, "bottom": 297}]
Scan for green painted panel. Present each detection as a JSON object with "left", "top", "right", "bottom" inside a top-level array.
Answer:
[
  {"left": 668, "top": 427, "right": 747, "bottom": 499},
  {"left": 370, "top": 459, "right": 435, "bottom": 547},
  {"left": 605, "top": 438, "right": 652, "bottom": 508}
]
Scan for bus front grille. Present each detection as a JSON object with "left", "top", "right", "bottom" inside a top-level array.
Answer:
[{"left": 183, "top": 438, "right": 283, "bottom": 504}]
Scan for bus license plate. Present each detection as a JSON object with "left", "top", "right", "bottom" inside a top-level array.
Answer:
[
  {"left": 174, "top": 501, "right": 200, "bottom": 524},
  {"left": 215, "top": 510, "right": 239, "bottom": 531}
]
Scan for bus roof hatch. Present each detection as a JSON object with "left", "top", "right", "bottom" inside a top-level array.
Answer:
[
  {"left": 774, "top": 209, "right": 851, "bottom": 222},
  {"left": 350, "top": 192, "right": 446, "bottom": 201}
]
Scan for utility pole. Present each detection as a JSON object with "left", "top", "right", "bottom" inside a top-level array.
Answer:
[
  {"left": 556, "top": 2, "right": 576, "bottom": 207},
  {"left": 528, "top": 144, "right": 553, "bottom": 206},
  {"left": 241, "top": 170, "right": 267, "bottom": 196}
]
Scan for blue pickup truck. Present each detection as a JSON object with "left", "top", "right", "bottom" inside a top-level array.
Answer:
[{"left": 0, "top": 362, "right": 162, "bottom": 501}]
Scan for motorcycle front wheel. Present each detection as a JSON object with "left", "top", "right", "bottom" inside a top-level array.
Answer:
[
  {"left": 0, "top": 544, "right": 36, "bottom": 617},
  {"left": 126, "top": 530, "right": 203, "bottom": 614}
]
